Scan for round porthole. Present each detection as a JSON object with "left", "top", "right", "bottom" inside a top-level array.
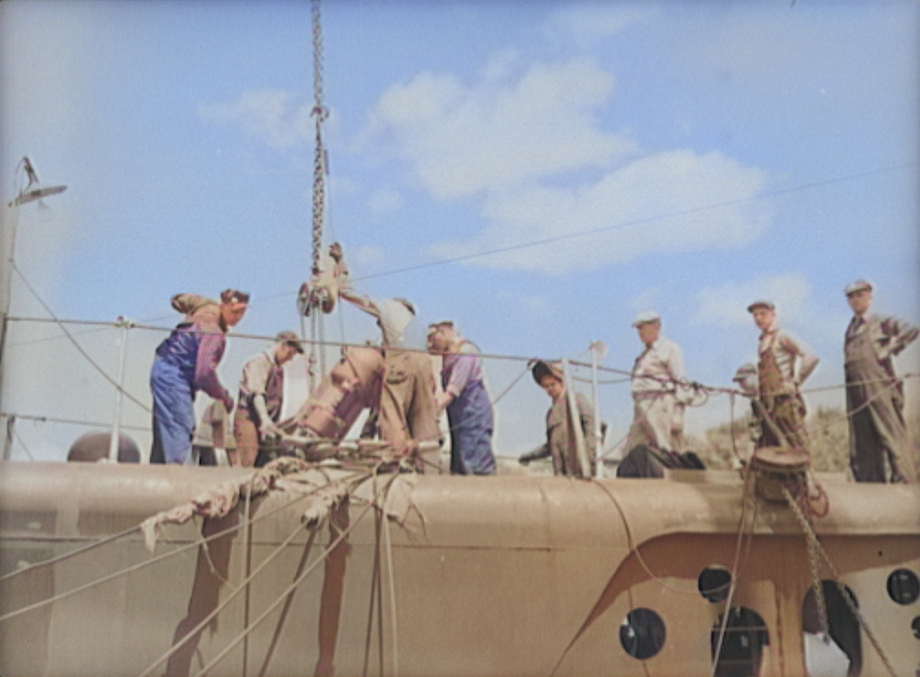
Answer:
[
  {"left": 711, "top": 606, "right": 769, "bottom": 677},
  {"left": 912, "top": 616, "right": 920, "bottom": 640},
  {"left": 887, "top": 569, "right": 920, "bottom": 605},
  {"left": 619, "top": 608, "right": 666, "bottom": 660},
  {"left": 698, "top": 566, "right": 732, "bottom": 603}
]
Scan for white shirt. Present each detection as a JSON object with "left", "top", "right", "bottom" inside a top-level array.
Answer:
[{"left": 632, "top": 337, "right": 686, "bottom": 397}]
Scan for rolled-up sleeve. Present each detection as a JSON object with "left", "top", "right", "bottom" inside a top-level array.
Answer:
[
  {"left": 444, "top": 354, "right": 476, "bottom": 398},
  {"left": 194, "top": 329, "right": 230, "bottom": 403}
]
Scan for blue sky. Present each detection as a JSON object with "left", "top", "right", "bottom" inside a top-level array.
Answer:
[{"left": 2, "top": 0, "right": 918, "bottom": 463}]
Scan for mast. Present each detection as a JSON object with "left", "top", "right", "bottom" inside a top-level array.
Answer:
[{"left": 1, "top": 158, "right": 67, "bottom": 460}]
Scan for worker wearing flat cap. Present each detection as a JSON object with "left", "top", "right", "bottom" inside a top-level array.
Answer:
[
  {"left": 843, "top": 279, "right": 918, "bottom": 482},
  {"left": 626, "top": 311, "right": 691, "bottom": 453},
  {"left": 519, "top": 360, "right": 597, "bottom": 478},
  {"left": 233, "top": 330, "right": 303, "bottom": 467},
  {"left": 428, "top": 321, "right": 496, "bottom": 475},
  {"left": 748, "top": 300, "right": 818, "bottom": 450}
]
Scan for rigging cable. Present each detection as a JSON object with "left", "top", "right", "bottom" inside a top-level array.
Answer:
[
  {"left": 10, "top": 263, "right": 151, "bottom": 413},
  {"left": 187, "top": 474, "right": 397, "bottom": 677},
  {"left": 0, "top": 468, "right": 369, "bottom": 618}
]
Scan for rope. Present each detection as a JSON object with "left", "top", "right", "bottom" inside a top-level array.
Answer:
[
  {"left": 362, "top": 474, "right": 385, "bottom": 677},
  {"left": 710, "top": 469, "right": 757, "bottom": 677},
  {"left": 10, "top": 310, "right": 913, "bottom": 396},
  {"left": 0, "top": 471, "right": 367, "bottom": 624},
  {"left": 488, "top": 361, "right": 531, "bottom": 407},
  {"left": 188, "top": 476, "right": 394, "bottom": 677},
  {"left": 382, "top": 488, "right": 400, "bottom": 676},
  {"left": 256, "top": 527, "right": 322, "bottom": 677},
  {"left": 0, "top": 524, "right": 140, "bottom": 584},
  {"left": 0, "top": 411, "right": 149, "bottom": 433},
  {"left": 9, "top": 421, "right": 35, "bottom": 461},
  {"left": 11, "top": 264, "right": 152, "bottom": 413},
  {"left": 135, "top": 506, "right": 328, "bottom": 677}
]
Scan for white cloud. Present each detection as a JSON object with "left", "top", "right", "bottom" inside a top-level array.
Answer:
[
  {"left": 364, "top": 58, "right": 636, "bottom": 199},
  {"left": 428, "top": 150, "right": 771, "bottom": 272},
  {"left": 197, "top": 89, "right": 312, "bottom": 150},
  {"left": 694, "top": 273, "right": 813, "bottom": 328}
]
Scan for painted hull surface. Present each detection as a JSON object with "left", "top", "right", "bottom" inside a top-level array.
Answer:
[{"left": 1, "top": 462, "right": 918, "bottom": 676}]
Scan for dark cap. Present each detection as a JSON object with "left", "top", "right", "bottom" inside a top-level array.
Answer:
[
  {"left": 531, "top": 359, "right": 564, "bottom": 384},
  {"left": 746, "top": 300, "right": 774, "bottom": 313},
  {"left": 844, "top": 279, "right": 873, "bottom": 296},
  {"left": 275, "top": 330, "right": 304, "bottom": 353}
]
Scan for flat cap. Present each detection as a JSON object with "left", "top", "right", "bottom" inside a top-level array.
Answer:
[
  {"left": 732, "top": 363, "right": 757, "bottom": 381},
  {"left": 746, "top": 300, "right": 774, "bottom": 313},
  {"left": 275, "top": 330, "right": 304, "bottom": 353},
  {"left": 632, "top": 310, "right": 661, "bottom": 327},
  {"left": 844, "top": 279, "right": 873, "bottom": 296},
  {"left": 427, "top": 320, "right": 454, "bottom": 335}
]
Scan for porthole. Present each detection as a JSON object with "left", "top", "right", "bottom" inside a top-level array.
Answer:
[
  {"left": 912, "top": 616, "right": 920, "bottom": 640},
  {"left": 619, "top": 608, "right": 666, "bottom": 660},
  {"left": 698, "top": 566, "right": 732, "bottom": 604},
  {"left": 711, "top": 606, "right": 769, "bottom": 677},
  {"left": 887, "top": 569, "right": 920, "bottom": 605},
  {"left": 802, "top": 581, "right": 862, "bottom": 676}
]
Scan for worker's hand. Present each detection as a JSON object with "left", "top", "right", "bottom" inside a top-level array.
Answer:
[{"left": 260, "top": 421, "right": 283, "bottom": 439}]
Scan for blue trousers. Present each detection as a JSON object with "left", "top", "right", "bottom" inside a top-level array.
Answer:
[
  {"left": 447, "top": 381, "right": 495, "bottom": 475},
  {"left": 150, "top": 359, "right": 195, "bottom": 464}
]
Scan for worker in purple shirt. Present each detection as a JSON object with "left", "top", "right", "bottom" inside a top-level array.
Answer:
[
  {"left": 149, "top": 289, "right": 249, "bottom": 464},
  {"left": 428, "top": 321, "right": 496, "bottom": 475}
]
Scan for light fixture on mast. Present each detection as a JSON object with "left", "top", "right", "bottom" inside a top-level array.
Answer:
[{"left": 7, "top": 157, "right": 67, "bottom": 208}]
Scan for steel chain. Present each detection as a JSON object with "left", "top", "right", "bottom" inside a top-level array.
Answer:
[
  {"left": 310, "top": 0, "right": 328, "bottom": 277},
  {"left": 781, "top": 486, "right": 896, "bottom": 677}
]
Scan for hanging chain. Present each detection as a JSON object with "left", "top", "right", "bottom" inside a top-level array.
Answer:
[
  {"left": 781, "top": 486, "right": 897, "bottom": 677},
  {"left": 310, "top": 0, "right": 328, "bottom": 277}
]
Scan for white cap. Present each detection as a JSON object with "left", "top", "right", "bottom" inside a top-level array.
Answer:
[{"left": 632, "top": 310, "right": 660, "bottom": 327}]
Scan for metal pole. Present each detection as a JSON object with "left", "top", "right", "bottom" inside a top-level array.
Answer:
[
  {"left": 589, "top": 341, "right": 606, "bottom": 478},
  {"left": 561, "top": 359, "right": 591, "bottom": 478},
  {"left": 108, "top": 318, "right": 131, "bottom": 462},
  {"left": 3, "top": 415, "right": 15, "bottom": 462},
  {"left": 0, "top": 203, "right": 23, "bottom": 458}
]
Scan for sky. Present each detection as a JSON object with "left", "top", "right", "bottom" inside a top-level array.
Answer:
[{"left": 1, "top": 0, "right": 918, "bottom": 464}]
